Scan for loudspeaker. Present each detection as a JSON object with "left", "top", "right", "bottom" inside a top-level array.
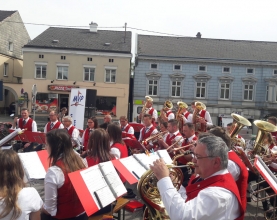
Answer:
[{"left": 85, "top": 89, "right": 97, "bottom": 107}]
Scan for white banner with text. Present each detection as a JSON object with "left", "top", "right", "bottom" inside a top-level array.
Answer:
[{"left": 69, "top": 88, "right": 86, "bottom": 129}]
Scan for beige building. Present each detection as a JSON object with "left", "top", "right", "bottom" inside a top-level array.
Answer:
[{"left": 17, "top": 23, "right": 132, "bottom": 121}]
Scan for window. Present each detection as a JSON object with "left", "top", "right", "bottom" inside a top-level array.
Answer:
[
  {"left": 173, "top": 64, "right": 181, "bottom": 71},
  {"left": 61, "top": 56, "right": 66, "bottom": 60},
  {"left": 8, "top": 42, "right": 13, "bottom": 52},
  {"left": 84, "top": 67, "right": 95, "bottom": 81},
  {"left": 220, "top": 83, "right": 230, "bottom": 99},
  {"left": 39, "top": 54, "right": 44, "bottom": 58},
  {"left": 246, "top": 68, "right": 254, "bottom": 74},
  {"left": 150, "top": 63, "right": 158, "bottom": 69},
  {"left": 244, "top": 84, "right": 254, "bottom": 100},
  {"left": 109, "top": 59, "right": 114, "bottom": 63},
  {"left": 57, "top": 66, "right": 68, "bottom": 80},
  {"left": 105, "top": 69, "right": 116, "bottom": 83},
  {"left": 198, "top": 65, "right": 207, "bottom": 72},
  {"left": 148, "top": 80, "right": 158, "bottom": 96},
  {"left": 171, "top": 81, "right": 181, "bottom": 97},
  {"left": 222, "top": 67, "right": 231, "bottom": 73},
  {"left": 196, "top": 82, "right": 206, "bottom": 98},
  {"left": 87, "top": 57, "right": 92, "bottom": 61},
  {"left": 3, "top": 63, "right": 8, "bottom": 76},
  {"left": 35, "top": 65, "right": 47, "bottom": 79},
  {"left": 273, "top": 69, "right": 277, "bottom": 75},
  {"left": 266, "top": 85, "right": 269, "bottom": 101}
]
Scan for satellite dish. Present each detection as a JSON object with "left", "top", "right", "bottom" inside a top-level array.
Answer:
[{"left": 32, "top": 84, "right": 37, "bottom": 96}]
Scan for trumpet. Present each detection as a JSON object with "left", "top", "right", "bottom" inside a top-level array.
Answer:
[{"left": 141, "top": 131, "right": 168, "bottom": 146}]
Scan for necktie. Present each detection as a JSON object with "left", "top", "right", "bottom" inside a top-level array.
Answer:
[
  {"left": 50, "top": 123, "right": 54, "bottom": 129},
  {"left": 185, "top": 138, "right": 189, "bottom": 144},
  {"left": 23, "top": 120, "right": 26, "bottom": 126}
]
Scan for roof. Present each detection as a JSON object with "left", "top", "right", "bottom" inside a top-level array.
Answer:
[
  {"left": 0, "top": 10, "right": 16, "bottom": 22},
  {"left": 137, "top": 34, "right": 277, "bottom": 63},
  {"left": 24, "top": 27, "right": 132, "bottom": 54}
]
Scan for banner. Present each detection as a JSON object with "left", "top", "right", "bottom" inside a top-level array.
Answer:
[{"left": 69, "top": 88, "right": 86, "bottom": 129}]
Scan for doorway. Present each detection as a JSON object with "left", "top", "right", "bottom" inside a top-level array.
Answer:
[{"left": 59, "top": 94, "right": 69, "bottom": 113}]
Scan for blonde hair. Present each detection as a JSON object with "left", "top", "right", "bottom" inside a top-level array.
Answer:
[{"left": 0, "top": 150, "right": 25, "bottom": 219}]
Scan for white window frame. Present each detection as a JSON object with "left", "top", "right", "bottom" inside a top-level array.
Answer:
[
  {"left": 273, "top": 69, "right": 277, "bottom": 76},
  {"left": 193, "top": 73, "right": 211, "bottom": 99},
  {"left": 243, "top": 83, "right": 255, "bottom": 101},
  {"left": 219, "top": 82, "right": 231, "bottom": 100},
  {"left": 198, "top": 65, "right": 207, "bottom": 72},
  {"left": 266, "top": 85, "right": 269, "bottom": 102},
  {"left": 83, "top": 65, "right": 96, "bottom": 82},
  {"left": 173, "top": 64, "right": 182, "bottom": 71},
  {"left": 104, "top": 66, "right": 117, "bottom": 83},
  {"left": 3, "top": 63, "right": 8, "bottom": 76},
  {"left": 8, "top": 42, "right": 13, "bottom": 52},
  {"left": 56, "top": 64, "right": 69, "bottom": 80},
  {"left": 246, "top": 68, "right": 255, "bottom": 75},
  {"left": 171, "top": 80, "right": 182, "bottom": 97},
  {"left": 34, "top": 63, "right": 47, "bottom": 79},
  {"left": 150, "top": 63, "right": 158, "bottom": 70},
  {"left": 147, "top": 79, "right": 158, "bottom": 96},
  {"left": 195, "top": 82, "right": 206, "bottom": 98},
  {"left": 222, "top": 66, "right": 231, "bottom": 74}
]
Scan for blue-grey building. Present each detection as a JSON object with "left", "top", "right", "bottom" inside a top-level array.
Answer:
[{"left": 133, "top": 33, "right": 277, "bottom": 131}]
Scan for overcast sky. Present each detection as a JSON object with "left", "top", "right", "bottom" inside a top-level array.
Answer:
[{"left": 3, "top": 0, "right": 277, "bottom": 53}]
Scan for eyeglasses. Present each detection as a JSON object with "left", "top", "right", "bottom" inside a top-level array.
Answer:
[{"left": 192, "top": 153, "right": 216, "bottom": 160}]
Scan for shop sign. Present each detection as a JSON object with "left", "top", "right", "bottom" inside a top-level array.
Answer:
[{"left": 48, "top": 85, "right": 79, "bottom": 92}]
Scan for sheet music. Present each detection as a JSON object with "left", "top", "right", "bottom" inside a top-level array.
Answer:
[
  {"left": 157, "top": 150, "right": 173, "bottom": 164},
  {"left": 0, "top": 128, "right": 21, "bottom": 146},
  {"left": 148, "top": 152, "right": 161, "bottom": 165},
  {"left": 98, "top": 161, "right": 127, "bottom": 198},
  {"left": 18, "top": 152, "right": 46, "bottom": 179},
  {"left": 133, "top": 153, "right": 153, "bottom": 170},
  {"left": 119, "top": 156, "right": 147, "bottom": 178},
  {"left": 80, "top": 166, "right": 115, "bottom": 209}
]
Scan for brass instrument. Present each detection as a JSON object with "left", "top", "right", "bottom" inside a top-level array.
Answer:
[
  {"left": 176, "top": 101, "right": 188, "bottom": 132},
  {"left": 141, "top": 131, "right": 168, "bottom": 146},
  {"left": 229, "top": 113, "right": 251, "bottom": 150},
  {"left": 141, "top": 96, "right": 154, "bottom": 120},
  {"left": 192, "top": 101, "right": 206, "bottom": 133},
  {"left": 159, "top": 100, "right": 173, "bottom": 124},
  {"left": 137, "top": 162, "right": 194, "bottom": 220},
  {"left": 166, "top": 136, "right": 183, "bottom": 153}
]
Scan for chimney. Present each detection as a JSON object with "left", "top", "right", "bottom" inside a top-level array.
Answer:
[
  {"left": 89, "top": 22, "right": 98, "bottom": 33},
  {"left": 196, "top": 32, "right": 202, "bottom": 38}
]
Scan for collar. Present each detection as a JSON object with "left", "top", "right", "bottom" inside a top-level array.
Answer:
[
  {"left": 183, "top": 110, "right": 189, "bottom": 114},
  {"left": 67, "top": 124, "right": 73, "bottom": 130},
  {"left": 23, "top": 117, "right": 30, "bottom": 122},
  {"left": 171, "top": 130, "right": 180, "bottom": 136},
  {"left": 122, "top": 124, "right": 129, "bottom": 129},
  {"left": 188, "top": 134, "right": 196, "bottom": 141},
  {"left": 110, "top": 141, "right": 114, "bottom": 146},
  {"left": 145, "top": 124, "right": 153, "bottom": 130},
  {"left": 50, "top": 120, "right": 58, "bottom": 125},
  {"left": 166, "top": 110, "right": 172, "bottom": 113},
  {"left": 204, "top": 169, "right": 228, "bottom": 180}
]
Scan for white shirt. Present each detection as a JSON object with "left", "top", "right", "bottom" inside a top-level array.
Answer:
[
  {"left": 167, "top": 110, "right": 175, "bottom": 121},
  {"left": 163, "top": 130, "right": 184, "bottom": 147},
  {"left": 43, "top": 155, "right": 87, "bottom": 216},
  {"left": 44, "top": 120, "right": 64, "bottom": 133},
  {"left": 158, "top": 169, "right": 240, "bottom": 220},
  {"left": 138, "top": 124, "right": 158, "bottom": 143},
  {"left": 199, "top": 110, "right": 213, "bottom": 126},
  {"left": 66, "top": 124, "right": 79, "bottom": 139},
  {"left": 122, "top": 124, "right": 134, "bottom": 134},
  {"left": 141, "top": 107, "right": 158, "bottom": 124},
  {"left": 184, "top": 111, "right": 193, "bottom": 123},
  {"left": 109, "top": 141, "right": 121, "bottom": 159},
  {"left": 0, "top": 187, "right": 43, "bottom": 220},
  {"left": 12, "top": 117, "right": 37, "bottom": 132},
  {"left": 228, "top": 159, "right": 240, "bottom": 181}
]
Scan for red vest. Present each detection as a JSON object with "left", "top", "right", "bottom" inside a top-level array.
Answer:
[
  {"left": 83, "top": 128, "right": 92, "bottom": 151},
  {"left": 228, "top": 151, "right": 249, "bottom": 211},
  {"left": 148, "top": 108, "right": 156, "bottom": 126},
  {"left": 122, "top": 124, "right": 131, "bottom": 133},
  {"left": 178, "top": 135, "right": 197, "bottom": 165},
  {"left": 67, "top": 126, "right": 76, "bottom": 137},
  {"left": 141, "top": 126, "right": 156, "bottom": 141},
  {"left": 86, "top": 157, "right": 100, "bottom": 167},
  {"left": 186, "top": 173, "right": 244, "bottom": 220},
  {"left": 55, "top": 160, "right": 84, "bottom": 219},
  {"left": 183, "top": 111, "right": 190, "bottom": 119},
  {"left": 198, "top": 110, "right": 207, "bottom": 132},
  {"left": 46, "top": 121, "right": 61, "bottom": 132},
  {"left": 18, "top": 118, "right": 33, "bottom": 131},
  {"left": 111, "top": 143, "right": 128, "bottom": 182},
  {"left": 271, "top": 131, "right": 277, "bottom": 140},
  {"left": 165, "top": 132, "right": 182, "bottom": 146}
]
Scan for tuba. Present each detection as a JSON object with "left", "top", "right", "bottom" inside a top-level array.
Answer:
[
  {"left": 192, "top": 101, "right": 206, "bottom": 133},
  {"left": 158, "top": 100, "right": 173, "bottom": 124},
  {"left": 137, "top": 162, "right": 194, "bottom": 220},
  {"left": 176, "top": 101, "right": 188, "bottom": 133},
  {"left": 141, "top": 96, "right": 154, "bottom": 119}
]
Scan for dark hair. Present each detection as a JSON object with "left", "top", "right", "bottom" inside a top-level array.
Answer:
[
  {"left": 168, "top": 119, "right": 179, "bottom": 127},
  {"left": 227, "top": 123, "right": 233, "bottom": 127},
  {"left": 183, "top": 122, "right": 195, "bottom": 130},
  {"left": 268, "top": 116, "right": 277, "bottom": 125},
  {"left": 61, "top": 107, "right": 67, "bottom": 111},
  {"left": 198, "top": 132, "right": 214, "bottom": 140},
  {"left": 21, "top": 107, "right": 29, "bottom": 112},
  {"left": 87, "top": 128, "right": 114, "bottom": 162},
  {"left": 208, "top": 126, "right": 231, "bottom": 149},
  {"left": 161, "top": 121, "right": 168, "bottom": 128},
  {"left": 143, "top": 114, "right": 152, "bottom": 120},
  {"left": 107, "top": 123, "right": 124, "bottom": 145},
  {"left": 0, "top": 150, "right": 25, "bottom": 219},
  {"left": 46, "top": 129, "right": 85, "bottom": 172},
  {"left": 88, "top": 117, "right": 98, "bottom": 129}
]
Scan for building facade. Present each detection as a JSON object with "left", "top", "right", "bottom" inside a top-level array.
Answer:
[
  {"left": 12, "top": 24, "right": 131, "bottom": 123},
  {"left": 134, "top": 34, "right": 277, "bottom": 133},
  {"left": 0, "top": 10, "right": 30, "bottom": 114}
]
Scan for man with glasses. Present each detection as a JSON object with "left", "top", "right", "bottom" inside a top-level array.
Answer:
[
  {"left": 150, "top": 136, "right": 244, "bottom": 220},
  {"left": 62, "top": 116, "right": 79, "bottom": 139},
  {"left": 44, "top": 111, "right": 64, "bottom": 133}
]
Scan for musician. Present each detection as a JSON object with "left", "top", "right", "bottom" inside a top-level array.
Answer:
[
  {"left": 138, "top": 114, "right": 158, "bottom": 150},
  {"left": 160, "top": 104, "right": 175, "bottom": 123},
  {"left": 268, "top": 116, "right": 277, "bottom": 141},
  {"left": 62, "top": 116, "right": 79, "bottom": 139},
  {"left": 41, "top": 129, "right": 87, "bottom": 220},
  {"left": 12, "top": 108, "right": 37, "bottom": 152},
  {"left": 138, "top": 98, "right": 158, "bottom": 126},
  {"left": 226, "top": 123, "right": 245, "bottom": 146},
  {"left": 44, "top": 110, "right": 64, "bottom": 133},
  {"left": 191, "top": 101, "right": 213, "bottom": 127},
  {"left": 81, "top": 117, "right": 98, "bottom": 151},
  {"left": 58, "top": 107, "right": 67, "bottom": 122},
  {"left": 150, "top": 136, "right": 244, "bottom": 220},
  {"left": 120, "top": 116, "right": 134, "bottom": 134},
  {"left": 208, "top": 126, "right": 248, "bottom": 211},
  {"left": 159, "top": 121, "right": 168, "bottom": 134}
]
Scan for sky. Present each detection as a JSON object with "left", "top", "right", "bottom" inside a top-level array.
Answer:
[{"left": 2, "top": 0, "right": 277, "bottom": 55}]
